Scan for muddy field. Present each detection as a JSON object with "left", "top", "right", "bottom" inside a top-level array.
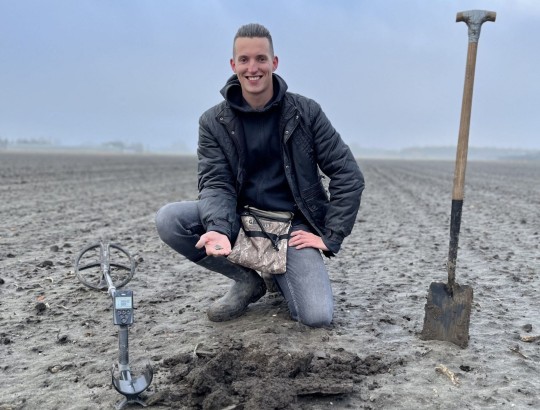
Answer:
[{"left": 0, "top": 151, "right": 539, "bottom": 410}]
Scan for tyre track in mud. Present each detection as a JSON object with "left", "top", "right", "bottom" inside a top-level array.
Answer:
[
  {"left": 0, "top": 154, "right": 198, "bottom": 255},
  {"left": 358, "top": 159, "right": 538, "bottom": 272},
  {"left": 333, "top": 158, "right": 539, "bottom": 359},
  {"left": 354, "top": 160, "right": 453, "bottom": 274},
  {"left": 329, "top": 160, "right": 455, "bottom": 352},
  {"left": 333, "top": 159, "right": 540, "bottom": 410}
]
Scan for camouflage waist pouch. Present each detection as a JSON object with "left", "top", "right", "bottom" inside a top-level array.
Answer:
[{"left": 228, "top": 206, "right": 293, "bottom": 274}]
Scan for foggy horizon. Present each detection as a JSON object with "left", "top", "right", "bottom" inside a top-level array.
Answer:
[{"left": 1, "top": 0, "right": 539, "bottom": 152}]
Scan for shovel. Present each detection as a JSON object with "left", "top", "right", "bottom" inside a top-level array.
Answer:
[{"left": 420, "top": 10, "right": 496, "bottom": 348}]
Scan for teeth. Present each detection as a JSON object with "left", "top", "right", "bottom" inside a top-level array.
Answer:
[{"left": 247, "top": 76, "right": 261, "bottom": 80}]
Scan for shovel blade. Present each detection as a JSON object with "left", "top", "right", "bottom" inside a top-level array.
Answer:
[{"left": 420, "top": 282, "right": 473, "bottom": 348}]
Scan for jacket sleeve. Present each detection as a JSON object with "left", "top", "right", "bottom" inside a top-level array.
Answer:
[
  {"left": 309, "top": 101, "right": 365, "bottom": 254},
  {"left": 197, "top": 111, "right": 238, "bottom": 239}
]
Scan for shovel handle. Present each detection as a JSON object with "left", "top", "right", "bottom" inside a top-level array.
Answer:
[
  {"left": 448, "top": 38, "right": 479, "bottom": 290},
  {"left": 448, "top": 10, "right": 497, "bottom": 294},
  {"left": 452, "top": 41, "right": 478, "bottom": 202},
  {"left": 449, "top": 11, "right": 496, "bottom": 290},
  {"left": 452, "top": 10, "right": 497, "bottom": 200}
]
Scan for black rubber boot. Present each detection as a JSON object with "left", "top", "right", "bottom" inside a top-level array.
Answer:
[{"left": 196, "top": 256, "right": 267, "bottom": 322}]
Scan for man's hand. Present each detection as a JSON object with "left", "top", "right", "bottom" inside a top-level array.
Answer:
[
  {"left": 289, "top": 230, "right": 329, "bottom": 251},
  {"left": 195, "top": 231, "right": 232, "bottom": 256}
]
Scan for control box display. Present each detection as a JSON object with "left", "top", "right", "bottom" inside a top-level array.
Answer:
[{"left": 113, "top": 290, "right": 134, "bottom": 325}]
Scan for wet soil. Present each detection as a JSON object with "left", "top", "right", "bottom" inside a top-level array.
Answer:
[{"left": 0, "top": 152, "right": 539, "bottom": 409}]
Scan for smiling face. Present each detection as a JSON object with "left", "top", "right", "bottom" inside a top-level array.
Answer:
[{"left": 230, "top": 36, "right": 278, "bottom": 109}]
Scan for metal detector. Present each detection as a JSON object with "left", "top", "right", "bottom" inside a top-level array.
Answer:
[{"left": 75, "top": 241, "right": 153, "bottom": 409}]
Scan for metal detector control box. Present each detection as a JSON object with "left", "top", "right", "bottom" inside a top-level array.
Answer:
[{"left": 113, "top": 290, "right": 134, "bottom": 325}]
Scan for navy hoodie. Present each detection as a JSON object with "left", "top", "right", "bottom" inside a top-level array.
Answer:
[{"left": 221, "top": 75, "right": 296, "bottom": 213}]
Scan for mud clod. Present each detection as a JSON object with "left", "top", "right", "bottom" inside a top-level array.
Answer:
[
  {"left": 35, "top": 302, "right": 47, "bottom": 313},
  {"left": 157, "top": 339, "right": 397, "bottom": 409},
  {"left": 37, "top": 260, "right": 54, "bottom": 268}
]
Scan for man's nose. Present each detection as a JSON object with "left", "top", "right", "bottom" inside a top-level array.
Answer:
[{"left": 247, "top": 60, "right": 258, "bottom": 72}]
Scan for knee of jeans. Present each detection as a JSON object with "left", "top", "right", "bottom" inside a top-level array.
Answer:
[
  {"left": 155, "top": 204, "right": 176, "bottom": 241},
  {"left": 298, "top": 305, "right": 333, "bottom": 328}
]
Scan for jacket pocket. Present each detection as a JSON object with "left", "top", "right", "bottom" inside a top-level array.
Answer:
[{"left": 302, "top": 182, "right": 329, "bottom": 223}]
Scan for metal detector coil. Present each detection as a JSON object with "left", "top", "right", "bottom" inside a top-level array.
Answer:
[
  {"left": 75, "top": 241, "right": 153, "bottom": 409},
  {"left": 75, "top": 242, "right": 135, "bottom": 290}
]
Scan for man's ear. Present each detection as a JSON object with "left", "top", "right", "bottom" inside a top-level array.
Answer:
[
  {"left": 230, "top": 58, "right": 236, "bottom": 73},
  {"left": 272, "top": 56, "right": 279, "bottom": 72}
]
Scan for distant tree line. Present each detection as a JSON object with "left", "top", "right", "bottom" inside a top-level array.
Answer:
[
  {"left": 0, "top": 137, "right": 145, "bottom": 153},
  {"left": 101, "top": 141, "right": 144, "bottom": 153},
  {"left": 0, "top": 137, "right": 54, "bottom": 148}
]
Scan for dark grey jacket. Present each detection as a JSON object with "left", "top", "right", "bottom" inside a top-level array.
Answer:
[{"left": 197, "top": 74, "right": 364, "bottom": 255}]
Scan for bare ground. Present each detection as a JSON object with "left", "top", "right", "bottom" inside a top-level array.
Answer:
[{"left": 0, "top": 151, "right": 539, "bottom": 409}]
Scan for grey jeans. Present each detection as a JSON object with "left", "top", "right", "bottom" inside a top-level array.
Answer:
[{"left": 155, "top": 201, "right": 334, "bottom": 327}]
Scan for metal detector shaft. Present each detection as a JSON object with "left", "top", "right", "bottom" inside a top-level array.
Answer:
[
  {"left": 100, "top": 242, "right": 118, "bottom": 298},
  {"left": 118, "top": 326, "right": 130, "bottom": 375}
]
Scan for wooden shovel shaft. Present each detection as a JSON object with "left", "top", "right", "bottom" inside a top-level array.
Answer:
[
  {"left": 448, "top": 41, "right": 478, "bottom": 290},
  {"left": 448, "top": 10, "right": 496, "bottom": 291},
  {"left": 452, "top": 41, "right": 478, "bottom": 201}
]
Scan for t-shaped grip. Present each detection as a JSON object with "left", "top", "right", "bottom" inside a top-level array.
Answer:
[{"left": 456, "top": 10, "right": 496, "bottom": 43}]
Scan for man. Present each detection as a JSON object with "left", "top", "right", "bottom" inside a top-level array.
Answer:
[{"left": 156, "top": 23, "right": 364, "bottom": 327}]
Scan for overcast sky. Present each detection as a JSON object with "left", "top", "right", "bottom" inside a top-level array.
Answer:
[{"left": 1, "top": 0, "right": 538, "bottom": 152}]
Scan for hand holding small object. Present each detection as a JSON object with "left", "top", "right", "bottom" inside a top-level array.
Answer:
[{"left": 195, "top": 231, "right": 232, "bottom": 256}]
